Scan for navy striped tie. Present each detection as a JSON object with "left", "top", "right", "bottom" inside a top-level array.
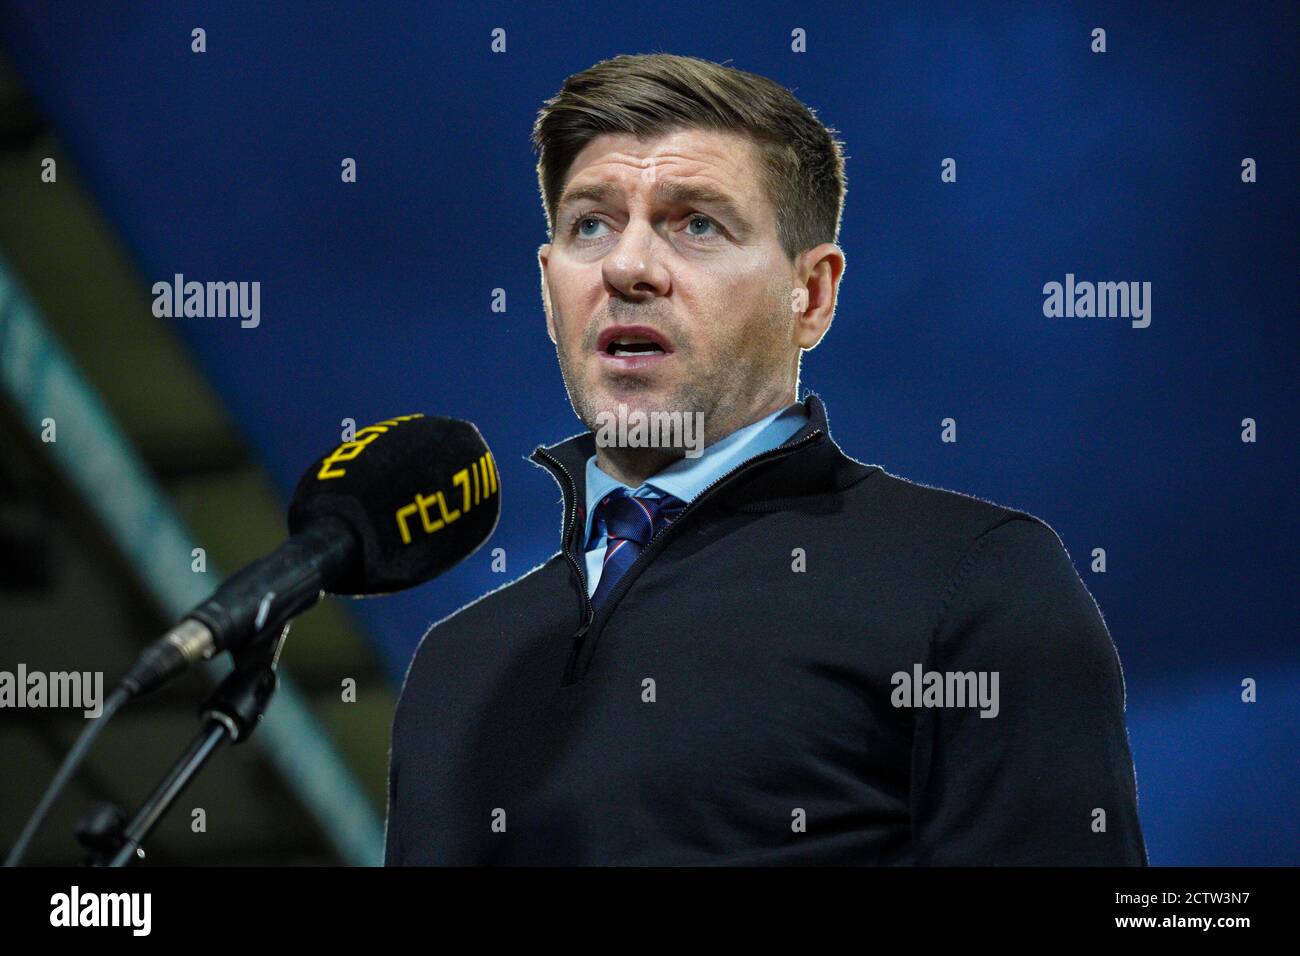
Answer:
[{"left": 589, "top": 488, "right": 686, "bottom": 610}]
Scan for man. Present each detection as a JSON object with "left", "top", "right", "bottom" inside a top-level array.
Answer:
[{"left": 385, "top": 53, "right": 1147, "bottom": 865}]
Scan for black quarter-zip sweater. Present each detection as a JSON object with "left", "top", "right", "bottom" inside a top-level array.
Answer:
[{"left": 385, "top": 393, "right": 1147, "bottom": 865}]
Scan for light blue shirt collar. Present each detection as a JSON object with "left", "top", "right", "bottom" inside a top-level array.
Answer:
[{"left": 581, "top": 400, "right": 809, "bottom": 548}]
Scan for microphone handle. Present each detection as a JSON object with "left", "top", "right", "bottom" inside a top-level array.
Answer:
[
  {"left": 121, "top": 516, "right": 358, "bottom": 698},
  {"left": 191, "top": 514, "right": 358, "bottom": 654}
]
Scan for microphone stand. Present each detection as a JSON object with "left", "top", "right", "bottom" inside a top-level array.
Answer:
[{"left": 79, "top": 621, "right": 291, "bottom": 867}]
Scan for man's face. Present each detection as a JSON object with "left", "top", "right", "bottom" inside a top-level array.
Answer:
[{"left": 538, "top": 127, "right": 822, "bottom": 447}]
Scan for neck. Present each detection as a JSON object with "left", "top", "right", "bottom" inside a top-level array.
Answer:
[
  {"left": 594, "top": 445, "right": 684, "bottom": 488},
  {"left": 592, "top": 390, "right": 797, "bottom": 487}
]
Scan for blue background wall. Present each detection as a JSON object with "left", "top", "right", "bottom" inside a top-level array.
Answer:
[{"left": 1, "top": 1, "right": 1295, "bottom": 865}]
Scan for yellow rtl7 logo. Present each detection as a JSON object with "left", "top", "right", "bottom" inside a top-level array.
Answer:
[
  {"left": 395, "top": 452, "right": 498, "bottom": 544},
  {"left": 316, "top": 414, "right": 425, "bottom": 480}
]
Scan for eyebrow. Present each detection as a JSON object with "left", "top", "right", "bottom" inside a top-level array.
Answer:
[
  {"left": 556, "top": 183, "right": 614, "bottom": 219},
  {"left": 556, "top": 180, "right": 753, "bottom": 235}
]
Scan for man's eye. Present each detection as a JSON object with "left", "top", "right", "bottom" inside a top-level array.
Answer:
[
  {"left": 685, "top": 215, "right": 720, "bottom": 238},
  {"left": 574, "top": 216, "right": 608, "bottom": 239}
]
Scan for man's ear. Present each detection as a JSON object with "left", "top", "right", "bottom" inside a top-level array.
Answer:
[
  {"left": 792, "top": 243, "right": 845, "bottom": 351},
  {"left": 538, "top": 242, "right": 556, "bottom": 345}
]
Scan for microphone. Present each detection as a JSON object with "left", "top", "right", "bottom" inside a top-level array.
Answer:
[{"left": 121, "top": 413, "right": 500, "bottom": 698}]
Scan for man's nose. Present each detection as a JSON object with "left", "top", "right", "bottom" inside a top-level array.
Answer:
[{"left": 602, "top": 219, "right": 670, "bottom": 299}]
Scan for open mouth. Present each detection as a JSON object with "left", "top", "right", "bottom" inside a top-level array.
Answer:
[
  {"left": 597, "top": 338, "right": 671, "bottom": 370},
  {"left": 596, "top": 325, "right": 674, "bottom": 361},
  {"left": 604, "top": 339, "right": 666, "bottom": 357}
]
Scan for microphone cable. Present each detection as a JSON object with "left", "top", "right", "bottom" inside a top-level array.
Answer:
[{"left": 4, "top": 682, "right": 132, "bottom": 867}]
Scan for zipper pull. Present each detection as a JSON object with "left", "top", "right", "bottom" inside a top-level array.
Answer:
[{"left": 563, "top": 617, "right": 592, "bottom": 685}]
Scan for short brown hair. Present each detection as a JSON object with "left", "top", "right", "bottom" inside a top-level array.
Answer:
[{"left": 532, "top": 53, "right": 847, "bottom": 262}]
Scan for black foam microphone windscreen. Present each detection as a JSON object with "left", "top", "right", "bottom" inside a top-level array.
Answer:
[{"left": 287, "top": 414, "right": 500, "bottom": 595}]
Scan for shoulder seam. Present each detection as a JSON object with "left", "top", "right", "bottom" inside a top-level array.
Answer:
[{"left": 929, "top": 514, "right": 1043, "bottom": 646}]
